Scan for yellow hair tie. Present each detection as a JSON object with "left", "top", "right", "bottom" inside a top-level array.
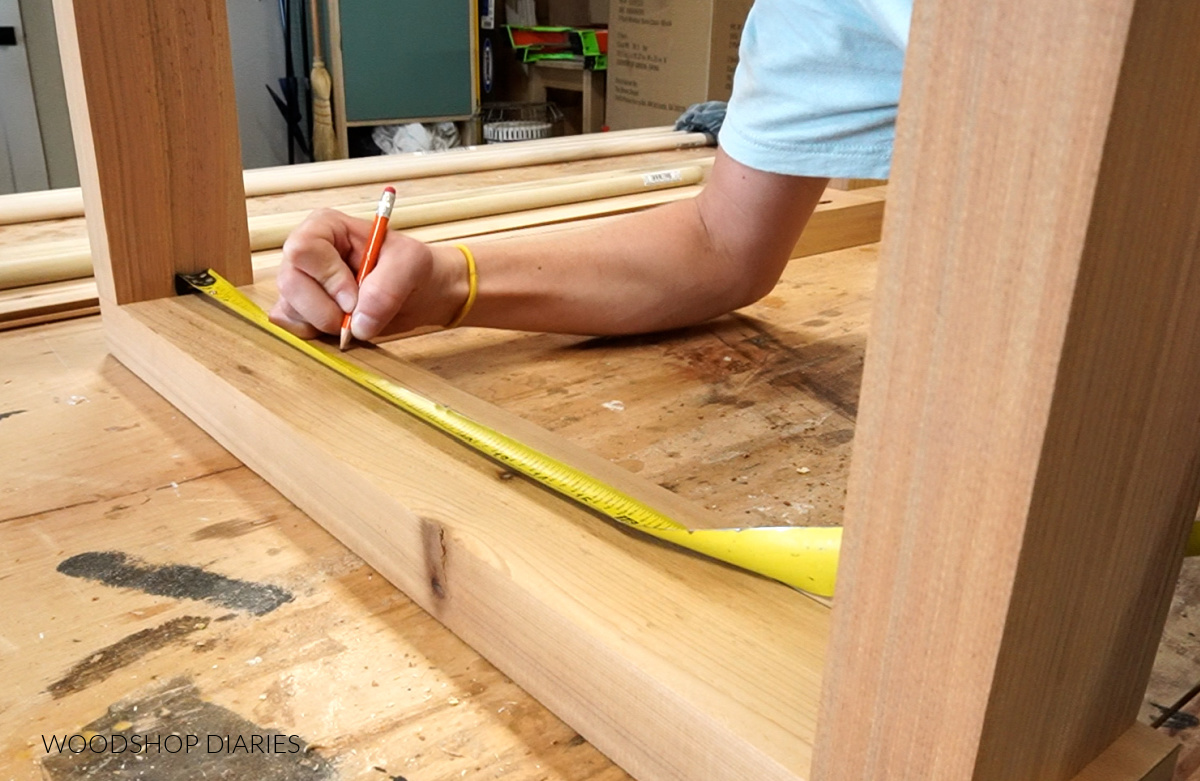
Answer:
[{"left": 446, "top": 243, "right": 478, "bottom": 328}]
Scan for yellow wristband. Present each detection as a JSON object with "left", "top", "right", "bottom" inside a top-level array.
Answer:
[{"left": 445, "top": 243, "right": 478, "bottom": 328}]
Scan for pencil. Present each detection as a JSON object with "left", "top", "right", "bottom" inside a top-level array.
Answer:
[{"left": 340, "top": 185, "right": 396, "bottom": 350}]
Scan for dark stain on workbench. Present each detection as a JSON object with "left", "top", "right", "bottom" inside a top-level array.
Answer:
[
  {"left": 0, "top": 408, "right": 26, "bottom": 421},
  {"left": 57, "top": 551, "right": 293, "bottom": 615},
  {"left": 48, "top": 615, "right": 211, "bottom": 699},
  {"left": 759, "top": 336, "right": 863, "bottom": 419},
  {"left": 682, "top": 315, "right": 864, "bottom": 420},
  {"left": 41, "top": 678, "right": 334, "bottom": 780}
]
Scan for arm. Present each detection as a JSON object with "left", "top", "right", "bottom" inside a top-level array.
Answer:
[{"left": 270, "top": 149, "right": 828, "bottom": 339}]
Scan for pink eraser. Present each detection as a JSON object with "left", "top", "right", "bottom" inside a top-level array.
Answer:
[{"left": 384, "top": 186, "right": 396, "bottom": 194}]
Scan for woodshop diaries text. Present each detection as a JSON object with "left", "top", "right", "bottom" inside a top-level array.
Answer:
[{"left": 41, "top": 733, "right": 304, "bottom": 754}]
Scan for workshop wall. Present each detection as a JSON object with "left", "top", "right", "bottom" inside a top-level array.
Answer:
[
  {"left": 9, "top": 0, "right": 300, "bottom": 185},
  {"left": 225, "top": 0, "right": 292, "bottom": 170},
  {"left": 18, "top": 0, "right": 77, "bottom": 189}
]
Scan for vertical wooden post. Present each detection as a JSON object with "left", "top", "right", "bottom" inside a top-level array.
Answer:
[
  {"left": 52, "top": 0, "right": 251, "bottom": 305},
  {"left": 815, "top": 1, "right": 1200, "bottom": 779}
]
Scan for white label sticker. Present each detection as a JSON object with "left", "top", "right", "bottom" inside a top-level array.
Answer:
[{"left": 642, "top": 169, "right": 683, "bottom": 186}]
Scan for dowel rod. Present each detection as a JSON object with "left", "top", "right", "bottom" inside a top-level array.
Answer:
[
  {"left": 0, "top": 188, "right": 83, "bottom": 225},
  {"left": 244, "top": 132, "right": 710, "bottom": 196},
  {"left": 0, "top": 163, "right": 708, "bottom": 290},
  {"left": 247, "top": 163, "right": 708, "bottom": 251},
  {"left": 0, "top": 128, "right": 707, "bottom": 226}
]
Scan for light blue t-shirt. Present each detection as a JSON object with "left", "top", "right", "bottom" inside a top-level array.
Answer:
[{"left": 720, "top": 0, "right": 910, "bottom": 179}]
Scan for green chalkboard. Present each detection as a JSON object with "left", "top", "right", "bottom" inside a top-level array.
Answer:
[{"left": 338, "top": 0, "right": 473, "bottom": 121}]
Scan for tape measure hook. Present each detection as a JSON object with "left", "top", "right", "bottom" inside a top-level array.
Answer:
[{"left": 176, "top": 270, "right": 217, "bottom": 295}]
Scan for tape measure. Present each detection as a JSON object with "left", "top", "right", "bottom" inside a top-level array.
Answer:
[{"left": 179, "top": 270, "right": 842, "bottom": 596}]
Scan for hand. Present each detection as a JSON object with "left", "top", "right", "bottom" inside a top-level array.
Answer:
[{"left": 270, "top": 208, "right": 446, "bottom": 341}]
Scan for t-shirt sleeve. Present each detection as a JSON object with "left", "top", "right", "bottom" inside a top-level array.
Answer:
[{"left": 720, "top": 0, "right": 909, "bottom": 179}]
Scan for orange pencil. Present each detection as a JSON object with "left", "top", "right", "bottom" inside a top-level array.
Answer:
[{"left": 340, "top": 185, "right": 396, "bottom": 350}]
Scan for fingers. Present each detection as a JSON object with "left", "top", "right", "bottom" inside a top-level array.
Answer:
[
  {"left": 351, "top": 234, "right": 435, "bottom": 340},
  {"left": 272, "top": 209, "right": 438, "bottom": 342},
  {"left": 268, "top": 297, "right": 321, "bottom": 339},
  {"left": 273, "top": 209, "right": 368, "bottom": 335},
  {"left": 274, "top": 266, "right": 346, "bottom": 334}
]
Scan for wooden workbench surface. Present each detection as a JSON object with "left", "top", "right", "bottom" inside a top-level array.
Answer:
[{"left": 2, "top": 184, "right": 1199, "bottom": 778}]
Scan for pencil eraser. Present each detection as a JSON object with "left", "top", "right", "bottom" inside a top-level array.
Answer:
[{"left": 384, "top": 186, "right": 396, "bottom": 195}]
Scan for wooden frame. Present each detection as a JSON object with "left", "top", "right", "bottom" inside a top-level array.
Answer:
[
  {"left": 52, "top": 0, "right": 1200, "bottom": 779},
  {"left": 815, "top": 2, "right": 1200, "bottom": 777}
]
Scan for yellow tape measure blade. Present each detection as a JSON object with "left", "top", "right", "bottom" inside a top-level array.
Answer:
[
  {"left": 655, "top": 525, "right": 840, "bottom": 597},
  {"left": 178, "top": 269, "right": 843, "bottom": 597}
]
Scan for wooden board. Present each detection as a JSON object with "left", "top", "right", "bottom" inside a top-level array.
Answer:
[
  {"left": 1071, "top": 726, "right": 1179, "bottom": 781},
  {"left": 51, "top": 0, "right": 251, "bottom": 303},
  {"left": 0, "top": 242, "right": 876, "bottom": 779},
  {"left": 815, "top": 0, "right": 1200, "bottom": 779},
  {"left": 1, "top": 246, "right": 869, "bottom": 779}
]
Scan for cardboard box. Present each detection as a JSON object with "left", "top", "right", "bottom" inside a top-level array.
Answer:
[
  {"left": 542, "top": 0, "right": 609, "bottom": 26},
  {"left": 606, "top": 0, "right": 752, "bottom": 129}
]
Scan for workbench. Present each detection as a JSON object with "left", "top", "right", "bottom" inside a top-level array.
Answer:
[{"left": 3, "top": 148, "right": 1200, "bottom": 778}]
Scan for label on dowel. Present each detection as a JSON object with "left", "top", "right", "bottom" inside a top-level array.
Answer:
[{"left": 642, "top": 169, "right": 684, "bottom": 187}]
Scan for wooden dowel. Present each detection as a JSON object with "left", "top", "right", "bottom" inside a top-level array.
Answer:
[
  {"left": 240, "top": 132, "right": 711, "bottom": 197},
  {"left": 247, "top": 162, "right": 709, "bottom": 250},
  {"left": 0, "top": 164, "right": 707, "bottom": 290},
  {"left": 0, "top": 128, "right": 704, "bottom": 226},
  {"left": 0, "top": 238, "right": 93, "bottom": 290},
  {"left": 403, "top": 186, "right": 702, "bottom": 245},
  {"left": 0, "top": 188, "right": 84, "bottom": 225}
]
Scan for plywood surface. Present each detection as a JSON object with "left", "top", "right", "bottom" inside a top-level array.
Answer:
[
  {"left": 0, "top": 319, "right": 237, "bottom": 520},
  {"left": 1144, "top": 557, "right": 1200, "bottom": 780},
  {"left": 1, "top": 465, "right": 628, "bottom": 781},
  {"left": 368, "top": 244, "right": 876, "bottom": 530}
]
